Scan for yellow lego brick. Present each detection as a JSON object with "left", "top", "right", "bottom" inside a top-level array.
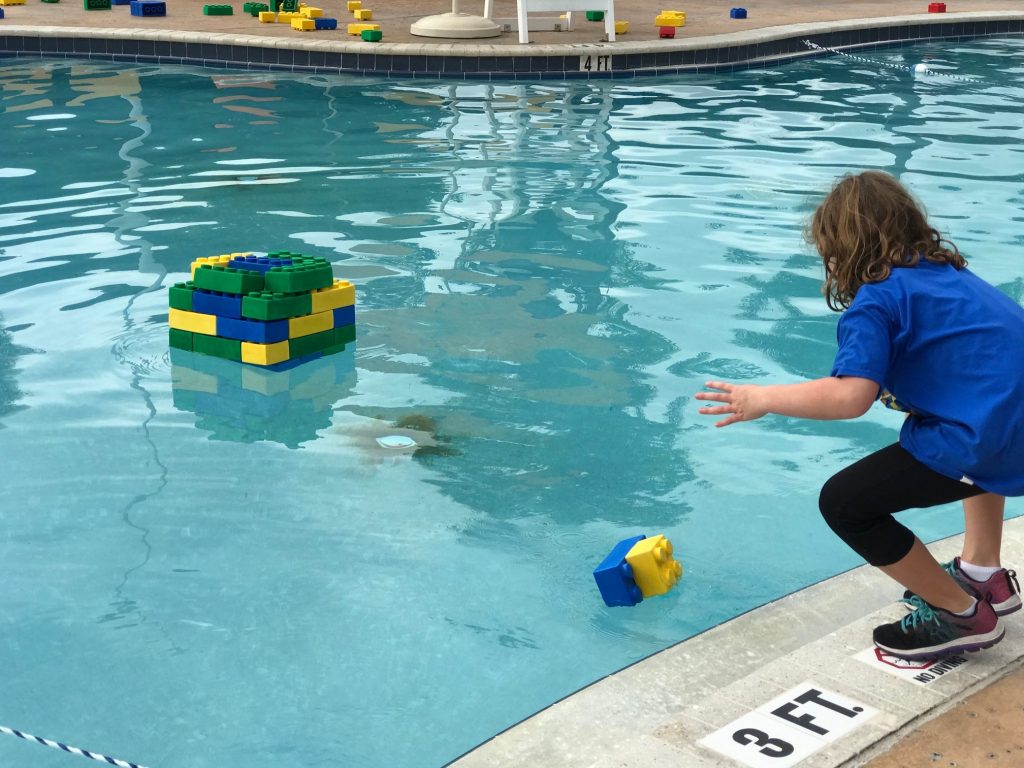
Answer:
[
  {"left": 615, "top": 20, "right": 629, "bottom": 34},
  {"left": 347, "top": 22, "right": 379, "bottom": 35},
  {"left": 241, "top": 339, "right": 290, "bottom": 366},
  {"left": 189, "top": 254, "right": 233, "bottom": 277},
  {"left": 291, "top": 16, "right": 315, "bottom": 29},
  {"left": 288, "top": 310, "right": 333, "bottom": 339},
  {"left": 625, "top": 534, "right": 682, "bottom": 598},
  {"left": 258, "top": 10, "right": 276, "bottom": 21},
  {"left": 169, "top": 307, "right": 218, "bottom": 336},
  {"left": 353, "top": 7, "right": 371, "bottom": 20},
  {"left": 299, "top": 5, "right": 322, "bottom": 17},
  {"left": 346, "top": 0, "right": 360, "bottom": 9},
  {"left": 654, "top": 11, "right": 685, "bottom": 26},
  {"left": 277, "top": 11, "right": 297, "bottom": 22},
  {"left": 310, "top": 279, "right": 355, "bottom": 314},
  {"left": 0, "top": 0, "right": 27, "bottom": 6}
]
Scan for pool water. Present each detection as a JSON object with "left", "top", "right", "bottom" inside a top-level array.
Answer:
[{"left": 1, "top": 38, "right": 1023, "bottom": 768}]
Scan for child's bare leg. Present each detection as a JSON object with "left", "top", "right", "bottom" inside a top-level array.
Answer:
[
  {"left": 961, "top": 493, "right": 1005, "bottom": 567},
  {"left": 879, "top": 537, "right": 974, "bottom": 613}
]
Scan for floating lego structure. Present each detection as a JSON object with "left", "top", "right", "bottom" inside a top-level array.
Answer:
[
  {"left": 593, "top": 533, "right": 683, "bottom": 607},
  {"left": 168, "top": 251, "right": 356, "bottom": 371}
]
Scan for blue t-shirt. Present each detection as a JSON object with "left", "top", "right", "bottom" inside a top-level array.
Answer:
[{"left": 830, "top": 260, "right": 1024, "bottom": 496}]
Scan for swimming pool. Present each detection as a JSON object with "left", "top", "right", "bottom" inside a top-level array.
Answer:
[{"left": 1, "top": 36, "right": 1022, "bottom": 768}]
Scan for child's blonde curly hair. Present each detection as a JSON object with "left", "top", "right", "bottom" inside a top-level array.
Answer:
[{"left": 806, "top": 171, "right": 966, "bottom": 311}]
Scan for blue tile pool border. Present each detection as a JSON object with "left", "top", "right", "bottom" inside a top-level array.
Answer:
[{"left": 1, "top": 16, "right": 1022, "bottom": 79}]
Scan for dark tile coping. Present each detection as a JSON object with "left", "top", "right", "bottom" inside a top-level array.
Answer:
[{"left": 1, "top": 16, "right": 1023, "bottom": 79}]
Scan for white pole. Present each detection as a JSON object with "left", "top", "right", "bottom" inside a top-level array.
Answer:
[{"left": 452, "top": 0, "right": 460, "bottom": 13}]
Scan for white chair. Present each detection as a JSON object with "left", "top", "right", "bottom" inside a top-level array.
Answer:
[{"left": 516, "top": 0, "right": 615, "bottom": 44}]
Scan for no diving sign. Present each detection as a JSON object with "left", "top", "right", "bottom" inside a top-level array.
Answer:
[
  {"left": 854, "top": 646, "right": 971, "bottom": 686},
  {"left": 699, "top": 682, "right": 877, "bottom": 768}
]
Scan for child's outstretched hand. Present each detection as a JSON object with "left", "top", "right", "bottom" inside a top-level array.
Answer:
[{"left": 695, "top": 380, "right": 768, "bottom": 427}]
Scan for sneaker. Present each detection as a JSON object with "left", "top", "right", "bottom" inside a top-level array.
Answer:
[
  {"left": 874, "top": 594, "right": 1004, "bottom": 661},
  {"left": 902, "top": 557, "right": 1021, "bottom": 616}
]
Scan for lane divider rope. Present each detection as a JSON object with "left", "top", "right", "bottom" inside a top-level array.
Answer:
[
  {"left": 802, "top": 39, "right": 978, "bottom": 82},
  {"left": 0, "top": 724, "right": 149, "bottom": 768}
]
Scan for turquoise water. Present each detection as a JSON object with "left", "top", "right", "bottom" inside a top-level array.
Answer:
[{"left": 1, "top": 38, "right": 1023, "bottom": 768}]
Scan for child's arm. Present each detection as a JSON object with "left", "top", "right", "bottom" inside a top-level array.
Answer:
[{"left": 695, "top": 377, "right": 878, "bottom": 428}]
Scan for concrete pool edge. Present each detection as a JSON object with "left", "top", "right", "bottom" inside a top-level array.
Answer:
[
  {"left": 448, "top": 515, "right": 1024, "bottom": 767},
  {"left": 0, "top": 11, "right": 1021, "bottom": 78}
]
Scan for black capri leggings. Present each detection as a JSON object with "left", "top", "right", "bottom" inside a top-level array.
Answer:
[{"left": 819, "top": 443, "right": 986, "bottom": 567}]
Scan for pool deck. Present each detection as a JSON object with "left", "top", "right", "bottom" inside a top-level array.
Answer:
[
  {"left": 1, "top": 1, "right": 1023, "bottom": 76},
  {"left": 4, "top": 2, "right": 1024, "bottom": 766}
]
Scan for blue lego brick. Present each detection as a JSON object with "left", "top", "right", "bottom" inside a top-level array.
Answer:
[
  {"left": 729, "top": 7, "right": 747, "bottom": 18},
  {"left": 593, "top": 535, "right": 646, "bottom": 607},
  {"left": 314, "top": 17, "right": 337, "bottom": 29},
  {"left": 228, "top": 255, "right": 295, "bottom": 274},
  {"left": 0, "top": 7, "right": 5, "bottom": 16},
  {"left": 131, "top": 0, "right": 166, "bottom": 14},
  {"left": 217, "top": 315, "right": 289, "bottom": 344},
  {"left": 332, "top": 303, "right": 355, "bottom": 328},
  {"left": 192, "top": 289, "right": 243, "bottom": 320},
  {"left": 114, "top": 0, "right": 132, "bottom": 5}
]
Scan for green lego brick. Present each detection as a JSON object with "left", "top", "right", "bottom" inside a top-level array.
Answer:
[
  {"left": 203, "top": 3, "right": 233, "bottom": 13},
  {"left": 289, "top": 327, "right": 339, "bottom": 359},
  {"left": 333, "top": 323, "right": 356, "bottom": 347},
  {"left": 279, "top": 0, "right": 296, "bottom": 10},
  {"left": 361, "top": 29, "right": 382, "bottom": 42},
  {"left": 84, "top": 0, "right": 111, "bottom": 9},
  {"left": 243, "top": 1, "right": 268, "bottom": 14},
  {"left": 193, "top": 264, "right": 264, "bottom": 295},
  {"left": 169, "top": 281, "right": 196, "bottom": 312},
  {"left": 264, "top": 258, "right": 333, "bottom": 294},
  {"left": 585, "top": 10, "right": 604, "bottom": 21},
  {"left": 320, "top": 343, "right": 347, "bottom": 357},
  {"left": 193, "top": 334, "right": 242, "bottom": 361},
  {"left": 169, "top": 328, "right": 194, "bottom": 351},
  {"left": 241, "top": 291, "right": 312, "bottom": 322}
]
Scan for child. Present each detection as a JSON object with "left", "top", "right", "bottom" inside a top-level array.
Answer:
[{"left": 695, "top": 171, "right": 1023, "bottom": 660}]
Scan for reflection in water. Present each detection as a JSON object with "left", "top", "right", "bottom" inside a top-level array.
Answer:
[{"left": 171, "top": 344, "right": 357, "bottom": 448}]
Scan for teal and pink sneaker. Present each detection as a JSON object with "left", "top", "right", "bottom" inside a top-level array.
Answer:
[
  {"left": 875, "top": 594, "right": 1004, "bottom": 660},
  {"left": 904, "top": 557, "right": 1021, "bottom": 616}
]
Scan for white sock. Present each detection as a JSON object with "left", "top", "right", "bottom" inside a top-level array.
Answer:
[
  {"left": 951, "top": 597, "right": 978, "bottom": 617},
  {"left": 959, "top": 560, "right": 1002, "bottom": 582}
]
